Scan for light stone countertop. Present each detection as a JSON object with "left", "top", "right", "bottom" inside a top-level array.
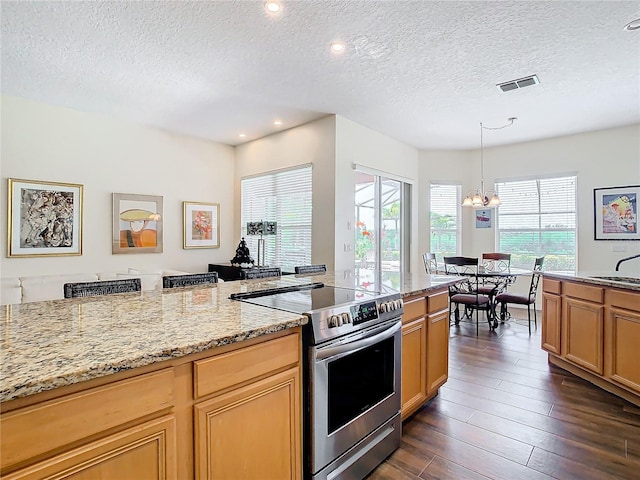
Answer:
[
  {"left": 543, "top": 271, "right": 640, "bottom": 292},
  {"left": 0, "top": 272, "right": 462, "bottom": 403}
]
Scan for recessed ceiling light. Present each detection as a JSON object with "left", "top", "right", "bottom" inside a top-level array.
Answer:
[
  {"left": 274, "top": 120, "right": 282, "bottom": 127},
  {"left": 239, "top": 133, "right": 246, "bottom": 138},
  {"left": 265, "top": 1, "right": 281, "bottom": 13},
  {"left": 624, "top": 18, "right": 640, "bottom": 31},
  {"left": 330, "top": 41, "right": 346, "bottom": 54}
]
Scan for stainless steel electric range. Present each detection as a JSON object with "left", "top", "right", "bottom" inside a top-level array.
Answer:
[{"left": 230, "top": 282, "right": 404, "bottom": 480}]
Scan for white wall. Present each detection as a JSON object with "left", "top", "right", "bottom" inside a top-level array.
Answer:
[
  {"left": 234, "top": 116, "right": 337, "bottom": 269},
  {"left": 335, "top": 116, "right": 419, "bottom": 273},
  {"left": 420, "top": 125, "right": 640, "bottom": 273},
  {"left": 418, "top": 149, "right": 474, "bottom": 263},
  {"left": 234, "top": 115, "right": 420, "bottom": 274},
  {"left": 0, "top": 95, "right": 236, "bottom": 278}
]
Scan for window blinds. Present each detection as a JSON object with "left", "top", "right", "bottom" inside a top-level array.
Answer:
[
  {"left": 241, "top": 165, "right": 312, "bottom": 271},
  {"left": 429, "top": 183, "right": 460, "bottom": 257},
  {"left": 496, "top": 175, "right": 577, "bottom": 272}
]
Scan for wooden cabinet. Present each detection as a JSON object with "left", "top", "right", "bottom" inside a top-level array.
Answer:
[
  {"left": 561, "top": 282, "right": 604, "bottom": 375},
  {"left": 426, "top": 290, "right": 450, "bottom": 397},
  {"left": 1, "top": 369, "right": 175, "bottom": 476},
  {"left": 193, "top": 333, "right": 301, "bottom": 480},
  {"left": 542, "top": 277, "right": 640, "bottom": 406},
  {"left": 562, "top": 296, "right": 604, "bottom": 374},
  {"left": 401, "top": 316, "right": 427, "bottom": 418},
  {"left": 4, "top": 416, "right": 177, "bottom": 480},
  {"left": 195, "top": 369, "right": 299, "bottom": 480},
  {"left": 401, "top": 295, "right": 427, "bottom": 419},
  {"left": 401, "top": 287, "right": 450, "bottom": 420},
  {"left": 541, "top": 279, "right": 562, "bottom": 354},
  {"left": 605, "top": 290, "right": 640, "bottom": 395},
  {"left": 0, "top": 329, "right": 302, "bottom": 480}
]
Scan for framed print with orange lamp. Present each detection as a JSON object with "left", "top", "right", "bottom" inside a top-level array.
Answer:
[{"left": 112, "top": 193, "right": 163, "bottom": 254}]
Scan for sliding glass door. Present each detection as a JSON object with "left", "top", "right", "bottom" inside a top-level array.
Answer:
[{"left": 354, "top": 170, "right": 409, "bottom": 290}]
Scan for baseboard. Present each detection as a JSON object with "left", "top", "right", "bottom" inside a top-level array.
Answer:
[{"left": 548, "top": 354, "right": 640, "bottom": 407}]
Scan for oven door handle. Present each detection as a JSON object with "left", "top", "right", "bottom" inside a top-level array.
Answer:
[{"left": 316, "top": 321, "right": 401, "bottom": 361}]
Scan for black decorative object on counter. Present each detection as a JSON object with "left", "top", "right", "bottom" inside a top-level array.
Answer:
[{"left": 230, "top": 237, "right": 254, "bottom": 267}]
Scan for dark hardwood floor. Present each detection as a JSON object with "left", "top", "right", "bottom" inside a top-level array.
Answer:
[{"left": 368, "top": 310, "right": 640, "bottom": 480}]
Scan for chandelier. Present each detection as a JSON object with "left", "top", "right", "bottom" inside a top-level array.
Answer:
[{"left": 462, "top": 117, "right": 517, "bottom": 208}]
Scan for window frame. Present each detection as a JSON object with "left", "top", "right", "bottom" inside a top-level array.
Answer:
[
  {"left": 495, "top": 174, "right": 578, "bottom": 273},
  {"left": 429, "top": 182, "right": 462, "bottom": 258},
  {"left": 240, "top": 164, "right": 312, "bottom": 271}
]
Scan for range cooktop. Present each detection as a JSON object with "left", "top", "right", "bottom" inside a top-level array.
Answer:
[
  {"left": 231, "top": 283, "right": 380, "bottom": 314},
  {"left": 230, "top": 282, "right": 403, "bottom": 344}
]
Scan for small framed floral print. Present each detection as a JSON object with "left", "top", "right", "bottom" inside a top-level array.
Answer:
[{"left": 183, "top": 202, "right": 220, "bottom": 249}]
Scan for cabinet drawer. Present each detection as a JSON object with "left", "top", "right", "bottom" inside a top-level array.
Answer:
[
  {"left": 402, "top": 296, "right": 427, "bottom": 322},
  {"left": 608, "top": 289, "right": 640, "bottom": 312},
  {"left": 194, "top": 332, "right": 300, "bottom": 400},
  {"left": 563, "top": 282, "right": 604, "bottom": 304},
  {"left": 543, "top": 278, "right": 562, "bottom": 295},
  {"left": 1, "top": 369, "right": 174, "bottom": 471},
  {"left": 427, "top": 290, "right": 449, "bottom": 314}
]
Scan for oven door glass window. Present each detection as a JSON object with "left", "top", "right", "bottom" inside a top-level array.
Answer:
[{"left": 327, "top": 336, "right": 395, "bottom": 434}]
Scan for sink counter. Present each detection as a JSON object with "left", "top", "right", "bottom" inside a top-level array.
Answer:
[{"left": 544, "top": 271, "right": 640, "bottom": 292}]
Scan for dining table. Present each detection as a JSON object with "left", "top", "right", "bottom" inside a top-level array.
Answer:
[{"left": 443, "top": 266, "right": 532, "bottom": 328}]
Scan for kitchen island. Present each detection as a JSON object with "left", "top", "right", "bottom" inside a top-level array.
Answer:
[
  {"left": 0, "top": 272, "right": 461, "bottom": 479},
  {"left": 542, "top": 271, "right": 640, "bottom": 407}
]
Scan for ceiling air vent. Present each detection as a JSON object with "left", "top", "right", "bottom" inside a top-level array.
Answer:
[{"left": 497, "top": 74, "right": 540, "bottom": 92}]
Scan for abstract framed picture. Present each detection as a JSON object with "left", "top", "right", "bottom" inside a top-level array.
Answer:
[
  {"left": 7, "top": 178, "right": 83, "bottom": 257},
  {"left": 113, "top": 193, "right": 163, "bottom": 254},
  {"left": 183, "top": 201, "right": 220, "bottom": 249},
  {"left": 594, "top": 185, "right": 639, "bottom": 240}
]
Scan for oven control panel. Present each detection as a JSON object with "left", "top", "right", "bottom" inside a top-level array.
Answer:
[
  {"left": 327, "top": 312, "right": 352, "bottom": 328},
  {"left": 378, "top": 298, "right": 403, "bottom": 314}
]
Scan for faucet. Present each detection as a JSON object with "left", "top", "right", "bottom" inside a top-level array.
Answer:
[{"left": 615, "top": 253, "right": 640, "bottom": 271}]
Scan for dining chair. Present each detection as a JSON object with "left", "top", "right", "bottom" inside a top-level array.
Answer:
[
  {"left": 242, "top": 267, "right": 282, "bottom": 280},
  {"left": 476, "top": 252, "right": 512, "bottom": 308},
  {"left": 422, "top": 253, "right": 438, "bottom": 274},
  {"left": 162, "top": 272, "right": 218, "bottom": 288},
  {"left": 443, "top": 256, "right": 493, "bottom": 335},
  {"left": 495, "top": 256, "right": 545, "bottom": 334},
  {"left": 294, "top": 264, "right": 327, "bottom": 275},
  {"left": 482, "top": 252, "right": 511, "bottom": 272},
  {"left": 63, "top": 278, "right": 141, "bottom": 298}
]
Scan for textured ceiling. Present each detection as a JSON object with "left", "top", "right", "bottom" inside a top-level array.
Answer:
[{"left": 1, "top": 1, "right": 639, "bottom": 149}]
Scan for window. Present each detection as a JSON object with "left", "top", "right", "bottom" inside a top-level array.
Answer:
[
  {"left": 496, "top": 175, "right": 577, "bottom": 272},
  {"left": 429, "top": 183, "right": 461, "bottom": 257},
  {"left": 355, "top": 170, "right": 410, "bottom": 290},
  {"left": 241, "top": 165, "right": 312, "bottom": 271}
]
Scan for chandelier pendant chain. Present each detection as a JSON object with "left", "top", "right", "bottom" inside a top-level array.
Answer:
[
  {"left": 462, "top": 117, "right": 517, "bottom": 208},
  {"left": 480, "top": 121, "right": 485, "bottom": 197}
]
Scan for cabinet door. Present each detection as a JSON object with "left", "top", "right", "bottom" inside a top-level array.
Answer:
[
  {"left": 401, "top": 317, "right": 427, "bottom": 419},
  {"left": 541, "top": 292, "right": 562, "bottom": 354},
  {"left": 607, "top": 306, "right": 640, "bottom": 394},
  {"left": 4, "top": 416, "right": 177, "bottom": 480},
  {"left": 426, "top": 309, "right": 449, "bottom": 397},
  {"left": 195, "top": 367, "right": 301, "bottom": 480},
  {"left": 563, "top": 297, "right": 604, "bottom": 375}
]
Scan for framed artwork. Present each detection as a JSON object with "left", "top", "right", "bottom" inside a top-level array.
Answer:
[
  {"left": 594, "top": 185, "right": 639, "bottom": 240},
  {"left": 475, "top": 209, "right": 491, "bottom": 229},
  {"left": 7, "top": 178, "right": 83, "bottom": 257},
  {"left": 113, "top": 193, "right": 163, "bottom": 254},
  {"left": 183, "top": 201, "right": 220, "bottom": 249}
]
